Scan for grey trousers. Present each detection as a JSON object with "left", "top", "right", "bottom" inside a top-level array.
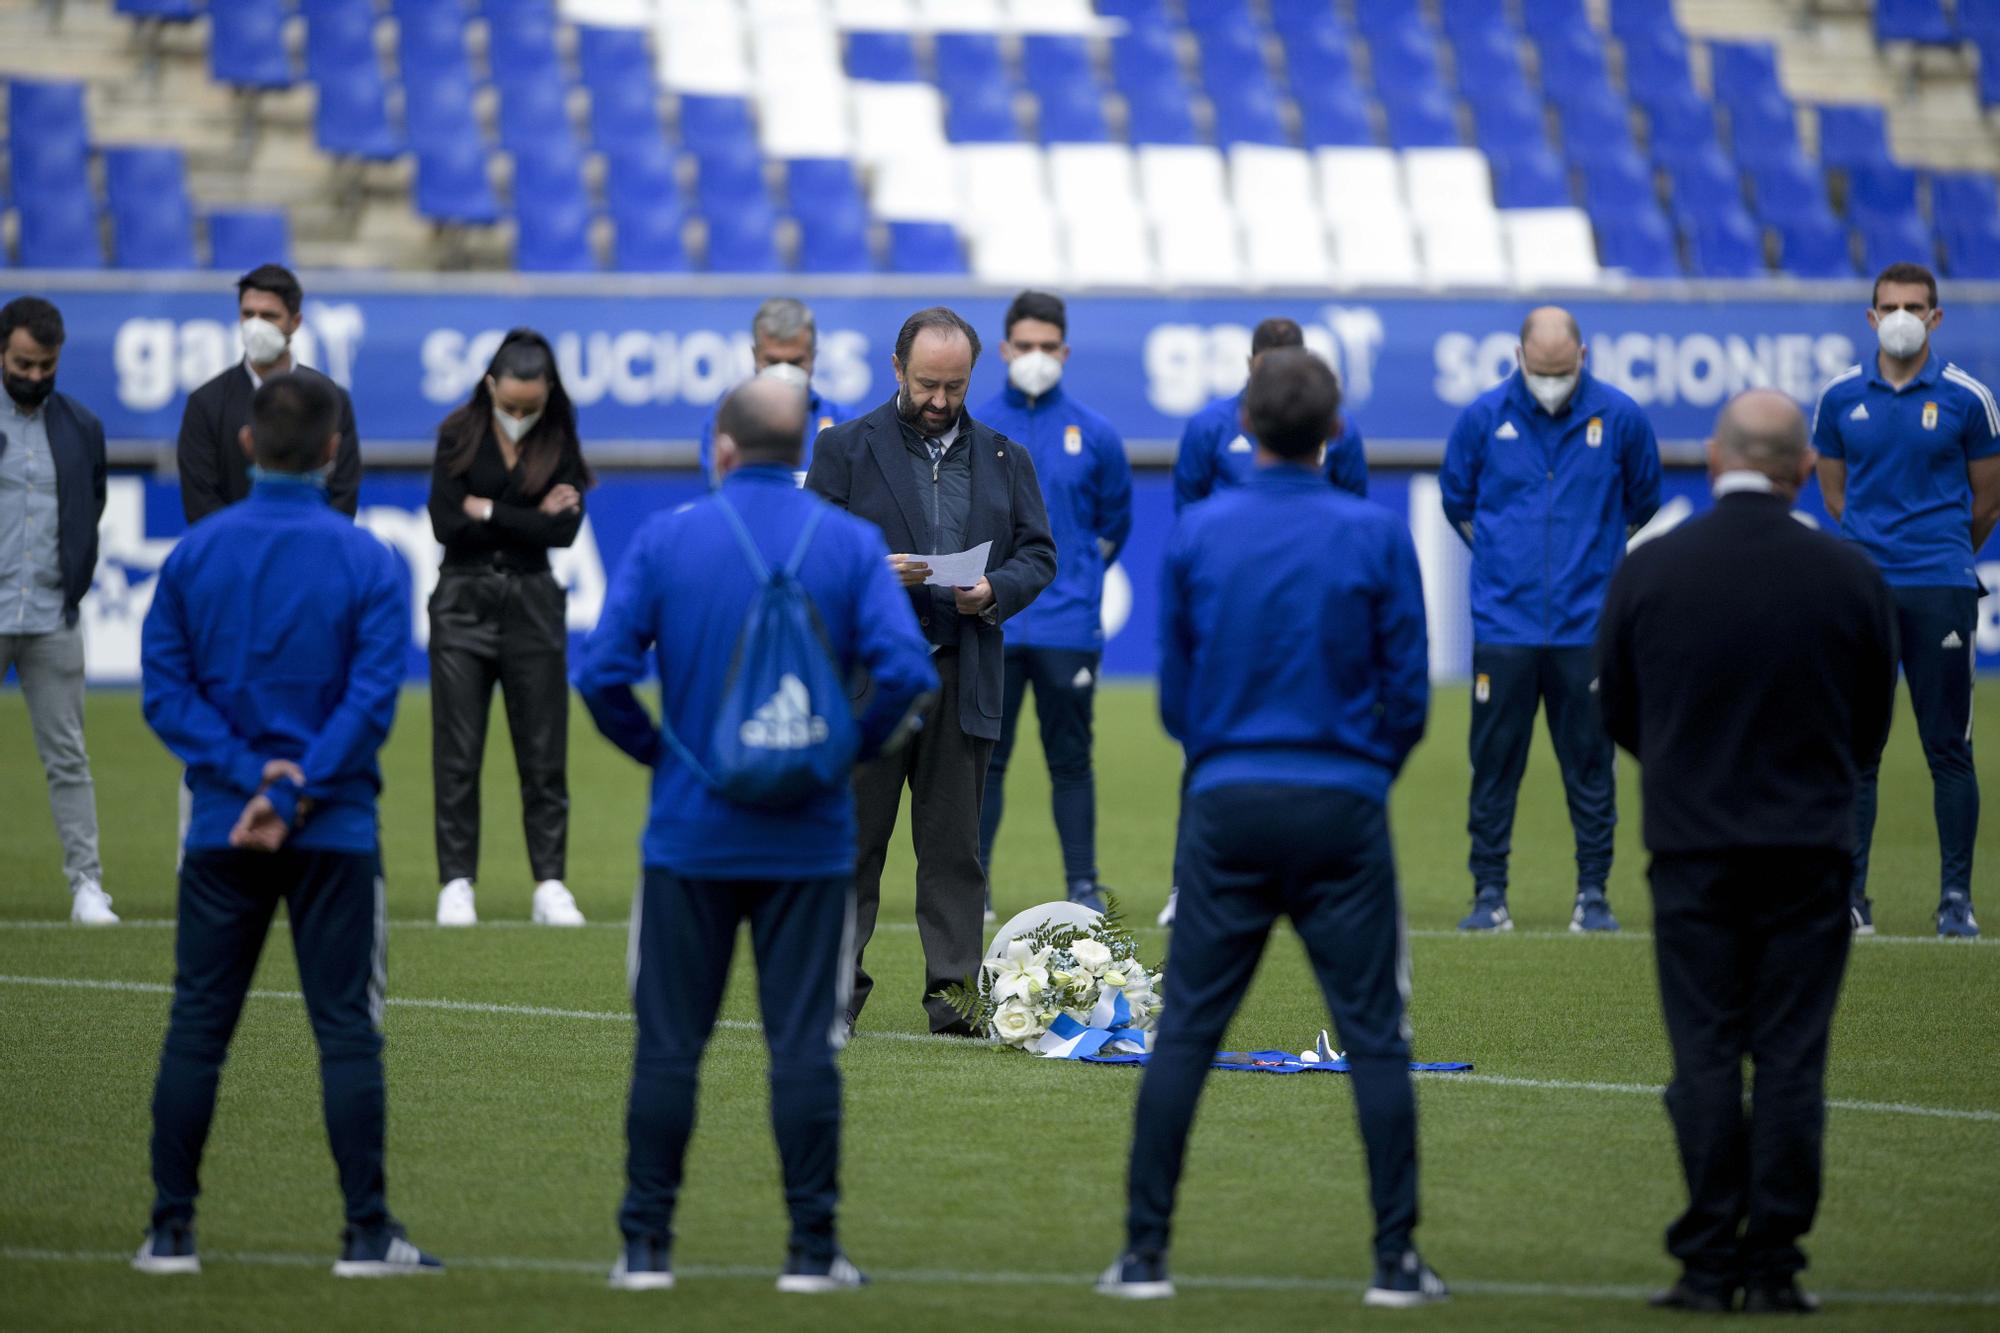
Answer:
[
  {"left": 848, "top": 652, "right": 994, "bottom": 1033},
  {"left": 2, "top": 625, "right": 102, "bottom": 889}
]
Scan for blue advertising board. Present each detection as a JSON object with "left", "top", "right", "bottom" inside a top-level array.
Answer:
[{"left": 71, "top": 468, "right": 2000, "bottom": 687}]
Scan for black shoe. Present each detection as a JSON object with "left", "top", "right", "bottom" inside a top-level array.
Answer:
[
  {"left": 840, "top": 1013, "right": 856, "bottom": 1043},
  {"left": 1649, "top": 1279, "right": 1735, "bottom": 1313},
  {"left": 932, "top": 1018, "right": 978, "bottom": 1039},
  {"left": 1742, "top": 1281, "right": 1820, "bottom": 1314}
]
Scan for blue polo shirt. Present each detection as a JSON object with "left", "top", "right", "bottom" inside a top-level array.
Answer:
[
  {"left": 1811, "top": 351, "right": 2000, "bottom": 589},
  {"left": 697, "top": 386, "right": 851, "bottom": 486},
  {"left": 1171, "top": 390, "right": 1369, "bottom": 514}
]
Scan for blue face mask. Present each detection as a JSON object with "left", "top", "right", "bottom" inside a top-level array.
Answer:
[{"left": 248, "top": 462, "right": 333, "bottom": 490}]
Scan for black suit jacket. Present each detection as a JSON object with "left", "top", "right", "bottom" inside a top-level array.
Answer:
[
  {"left": 1594, "top": 489, "right": 1899, "bottom": 855},
  {"left": 176, "top": 362, "right": 361, "bottom": 522},
  {"left": 806, "top": 398, "right": 1056, "bottom": 741},
  {"left": 23, "top": 392, "right": 107, "bottom": 627}
]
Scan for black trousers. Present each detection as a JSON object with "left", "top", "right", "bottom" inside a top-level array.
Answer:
[
  {"left": 151, "top": 849, "right": 391, "bottom": 1232},
  {"left": 980, "top": 645, "right": 1100, "bottom": 886},
  {"left": 1127, "top": 783, "right": 1418, "bottom": 1267},
  {"left": 1649, "top": 847, "right": 1851, "bottom": 1292},
  {"left": 620, "top": 868, "right": 854, "bottom": 1260},
  {"left": 429, "top": 568, "right": 570, "bottom": 885},
  {"left": 849, "top": 652, "right": 993, "bottom": 1033}
]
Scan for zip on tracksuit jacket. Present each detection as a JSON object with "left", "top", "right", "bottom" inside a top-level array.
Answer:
[
  {"left": 573, "top": 464, "right": 938, "bottom": 880},
  {"left": 1172, "top": 389, "right": 1369, "bottom": 513},
  {"left": 141, "top": 478, "right": 408, "bottom": 852},
  {"left": 1439, "top": 368, "right": 1662, "bottom": 647},
  {"left": 974, "top": 382, "right": 1133, "bottom": 652},
  {"left": 1161, "top": 464, "right": 1430, "bottom": 805}
]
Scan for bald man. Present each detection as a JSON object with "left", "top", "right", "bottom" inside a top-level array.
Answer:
[
  {"left": 1440, "top": 306, "right": 1661, "bottom": 932},
  {"left": 1595, "top": 390, "right": 1897, "bottom": 1315}
]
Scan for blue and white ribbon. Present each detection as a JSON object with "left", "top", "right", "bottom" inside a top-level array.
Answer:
[{"left": 1033, "top": 990, "right": 1152, "bottom": 1060}]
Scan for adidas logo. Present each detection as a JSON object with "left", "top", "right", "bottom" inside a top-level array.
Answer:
[
  {"left": 1495, "top": 421, "right": 1519, "bottom": 440},
  {"left": 738, "top": 674, "right": 830, "bottom": 751},
  {"left": 1227, "top": 434, "right": 1253, "bottom": 454},
  {"left": 1072, "top": 667, "right": 1094, "bottom": 689},
  {"left": 1849, "top": 404, "right": 1870, "bottom": 421},
  {"left": 1942, "top": 630, "right": 1964, "bottom": 649}
]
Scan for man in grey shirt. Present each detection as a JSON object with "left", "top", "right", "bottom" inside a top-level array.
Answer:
[{"left": 1, "top": 296, "right": 114, "bottom": 923}]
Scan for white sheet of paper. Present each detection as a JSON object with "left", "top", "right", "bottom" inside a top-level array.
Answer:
[{"left": 919, "top": 542, "right": 993, "bottom": 588}]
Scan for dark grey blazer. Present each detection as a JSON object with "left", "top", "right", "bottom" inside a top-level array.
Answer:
[
  {"left": 176, "top": 361, "right": 361, "bottom": 523},
  {"left": 30, "top": 392, "right": 107, "bottom": 628},
  {"left": 806, "top": 397, "right": 1056, "bottom": 741}
]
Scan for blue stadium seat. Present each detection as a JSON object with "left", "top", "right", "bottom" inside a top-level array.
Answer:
[
  {"left": 487, "top": 9, "right": 562, "bottom": 89},
  {"left": 1215, "top": 89, "right": 1290, "bottom": 147},
  {"left": 1353, "top": 3, "right": 1420, "bottom": 40},
  {"left": 1022, "top": 35, "right": 1095, "bottom": 100},
  {"left": 1472, "top": 90, "right": 1549, "bottom": 159},
  {"left": 207, "top": 208, "right": 292, "bottom": 270},
  {"left": 1621, "top": 28, "right": 1696, "bottom": 112},
  {"left": 8, "top": 138, "right": 88, "bottom": 204},
  {"left": 1941, "top": 218, "right": 2000, "bottom": 277},
  {"left": 1685, "top": 207, "right": 1765, "bottom": 277},
  {"left": 694, "top": 146, "right": 769, "bottom": 214},
  {"left": 511, "top": 140, "right": 586, "bottom": 201},
  {"left": 1369, "top": 25, "right": 1446, "bottom": 92},
  {"left": 886, "top": 220, "right": 967, "bottom": 274},
  {"left": 1113, "top": 25, "right": 1185, "bottom": 98},
  {"left": 395, "top": 3, "right": 470, "bottom": 76},
  {"left": 1845, "top": 164, "right": 1920, "bottom": 226},
  {"left": 305, "top": 1, "right": 382, "bottom": 83},
  {"left": 1197, "top": 23, "right": 1270, "bottom": 86},
  {"left": 1666, "top": 151, "right": 1744, "bottom": 220},
  {"left": 1439, "top": 0, "right": 1510, "bottom": 40},
  {"left": 1521, "top": 0, "right": 1590, "bottom": 41},
  {"left": 404, "top": 72, "right": 484, "bottom": 152},
  {"left": 211, "top": 0, "right": 295, "bottom": 90},
  {"left": 1645, "top": 99, "right": 1723, "bottom": 168},
  {"left": 1816, "top": 105, "right": 1894, "bottom": 171},
  {"left": 613, "top": 208, "right": 689, "bottom": 272},
  {"left": 1126, "top": 84, "right": 1201, "bottom": 145},
  {"left": 846, "top": 30, "right": 920, "bottom": 83},
  {"left": 1582, "top": 155, "right": 1654, "bottom": 217},
  {"left": 933, "top": 32, "right": 1007, "bottom": 85},
  {"left": 1297, "top": 82, "right": 1375, "bottom": 147},
  {"left": 415, "top": 141, "right": 501, "bottom": 223},
  {"left": 1039, "top": 86, "right": 1111, "bottom": 144},
  {"left": 1976, "top": 34, "right": 2000, "bottom": 107},
  {"left": 1383, "top": 89, "right": 1461, "bottom": 148},
  {"left": 1875, "top": 0, "right": 1955, "bottom": 45},
  {"left": 1282, "top": 19, "right": 1359, "bottom": 87},
  {"left": 1098, "top": 0, "right": 1171, "bottom": 26},
  {"left": 945, "top": 86, "right": 1020, "bottom": 142},
  {"left": 1774, "top": 214, "right": 1855, "bottom": 278},
  {"left": 1491, "top": 144, "right": 1572, "bottom": 208},
  {"left": 1595, "top": 205, "right": 1683, "bottom": 276},
  {"left": 1964, "top": 0, "right": 2000, "bottom": 38},
  {"left": 678, "top": 95, "right": 758, "bottom": 157},
  {"left": 704, "top": 209, "right": 783, "bottom": 272},
  {"left": 1270, "top": 0, "right": 1342, "bottom": 41},
  {"left": 496, "top": 75, "right": 577, "bottom": 157},
  {"left": 18, "top": 194, "right": 104, "bottom": 269},
  {"left": 1725, "top": 95, "right": 1802, "bottom": 169},
  {"left": 1707, "top": 41, "right": 1784, "bottom": 109},
  {"left": 588, "top": 77, "right": 664, "bottom": 154},
  {"left": 1186, "top": 0, "right": 1255, "bottom": 32},
  {"left": 1556, "top": 91, "right": 1639, "bottom": 169},
  {"left": 117, "top": 0, "right": 198, "bottom": 18},
  {"left": 577, "top": 25, "right": 651, "bottom": 90},
  {"left": 1860, "top": 213, "right": 1935, "bottom": 271},
  {"left": 112, "top": 210, "right": 197, "bottom": 269},
  {"left": 1609, "top": 0, "right": 1681, "bottom": 39},
  {"left": 787, "top": 158, "right": 863, "bottom": 217},
  {"left": 1451, "top": 24, "right": 1530, "bottom": 94},
  {"left": 1745, "top": 155, "right": 1831, "bottom": 225},
  {"left": 516, "top": 189, "right": 598, "bottom": 273},
  {"left": 9, "top": 80, "right": 89, "bottom": 151},
  {"left": 104, "top": 144, "right": 191, "bottom": 211},
  {"left": 797, "top": 208, "right": 875, "bottom": 273},
  {"left": 315, "top": 65, "right": 404, "bottom": 159},
  {"left": 1536, "top": 28, "right": 1612, "bottom": 95},
  {"left": 1932, "top": 171, "right": 2000, "bottom": 228}
]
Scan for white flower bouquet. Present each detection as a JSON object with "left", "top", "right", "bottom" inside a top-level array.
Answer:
[{"left": 937, "top": 896, "right": 1165, "bottom": 1053}]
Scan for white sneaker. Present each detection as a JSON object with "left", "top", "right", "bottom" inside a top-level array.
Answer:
[
  {"left": 436, "top": 879, "right": 477, "bottom": 927},
  {"left": 532, "top": 880, "right": 585, "bottom": 926},
  {"left": 1156, "top": 889, "right": 1177, "bottom": 929},
  {"left": 71, "top": 879, "right": 119, "bottom": 925}
]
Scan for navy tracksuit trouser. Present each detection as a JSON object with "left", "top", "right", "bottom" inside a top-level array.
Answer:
[
  {"left": 1467, "top": 643, "right": 1617, "bottom": 897},
  {"left": 150, "top": 849, "right": 389, "bottom": 1232},
  {"left": 1851, "top": 585, "right": 1980, "bottom": 905},
  {"left": 1125, "top": 783, "right": 1418, "bottom": 1267},
  {"left": 620, "top": 867, "right": 855, "bottom": 1261},
  {"left": 980, "top": 646, "right": 1101, "bottom": 887}
]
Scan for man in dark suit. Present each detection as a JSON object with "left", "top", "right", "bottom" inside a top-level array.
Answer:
[
  {"left": 806, "top": 306, "right": 1056, "bottom": 1035},
  {"left": 176, "top": 264, "right": 362, "bottom": 522},
  {"left": 1595, "top": 389, "right": 1899, "bottom": 1316}
]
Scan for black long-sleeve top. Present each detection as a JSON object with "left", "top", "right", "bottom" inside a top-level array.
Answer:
[{"left": 427, "top": 429, "right": 587, "bottom": 572}]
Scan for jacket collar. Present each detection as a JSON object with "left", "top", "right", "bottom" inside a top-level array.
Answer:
[
  {"left": 1868, "top": 350, "right": 1941, "bottom": 392},
  {"left": 1505, "top": 366, "right": 1600, "bottom": 421},
  {"left": 720, "top": 461, "right": 798, "bottom": 487},
  {"left": 999, "top": 381, "right": 1067, "bottom": 412},
  {"left": 250, "top": 476, "right": 332, "bottom": 504},
  {"left": 1249, "top": 460, "right": 1325, "bottom": 489}
]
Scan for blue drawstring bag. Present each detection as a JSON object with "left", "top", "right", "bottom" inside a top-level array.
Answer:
[{"left": 658, "top": 495, "right": 859, "bottom": 808}]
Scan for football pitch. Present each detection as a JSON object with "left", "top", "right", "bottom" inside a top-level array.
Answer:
[{"left": 2, "top": 682, "right": 1996, "bottom": 1330}]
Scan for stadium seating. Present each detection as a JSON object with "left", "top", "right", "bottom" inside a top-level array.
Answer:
[{"left": 208, "top": 208, "right": 293, "bottom": 271}]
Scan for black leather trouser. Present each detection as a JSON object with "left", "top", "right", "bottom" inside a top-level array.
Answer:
[{"left": 428, "top": 567, "right": 570, "bottom": 885}]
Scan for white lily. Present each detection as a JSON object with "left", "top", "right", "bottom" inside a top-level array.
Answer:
[{"left": 982, "top": 939, "right": 1052, "bottom": 1005}]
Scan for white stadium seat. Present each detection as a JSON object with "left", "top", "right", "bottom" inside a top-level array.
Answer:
[
  {"left": 1330, "top": 215, "right": 1422, "bottom": 285},
  {"left": 1229, "top": 144, "right": 1317, "bottom": 220},
  {"left": 1155, "top": 213, "right": 1245, "bottom": 286},
  {"left": 1403, "top": 147, "right": 1497, "bottom": 227},
  {"left": 759, "top": 88, "right": 854, "bottom": 157},
  {"left": 1003, "top": 0, "right": 1103, "bottom": 33},
  {"left": 1503, "top": 208, "right": 1604, "bottom": 287},
  {"left": 852, "top": 81, "right": 948, "bottom": 166},
  {"left": 831, "top": 0, "right": 917, "bottom": 25},
  {"left": 1419, "top": 213, "right": 1510, "bottom": 286},
  {"left": 1316, "top": 147, "right": 1406, "bottom": 226},
  {"left": 1242, "top": 215, "right": 1334, "bottom": 287},
  {"left": 1046, "top": 143, "right": 1142, "bottom": 222},
  {"left": 871, "top": 156, "right": 962, "bottom": 220},
  {"left": 917, "top": 0, "right": 1005, "bottom": 30},
  {"left": 956, "top": 142, "right": 1053, "bottom": 222},
  {"left": 559, "top": 0, "right": 652, "bottom": 28},
  {"left": 969, "top": 210, "right": 1068, "bottom": 284},
  {"left": 658, "top": 13, "right": 752, "bottom": 95},
  {"left": 1136, "top": 145, "right": 1229, "bottom": 224},
  {"left": 1064, "top": 209, "right": 1157, "bottom": 286}
]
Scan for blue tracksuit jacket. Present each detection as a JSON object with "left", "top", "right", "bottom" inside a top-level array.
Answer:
[
  {"left": 1172, "top": 389, "right": 1369, "bottom": 513},
  {"left": 142, "top": 478, "right": 408, "bottom": 852},
  {"left": 573, "top": 464, "right": 938, "bottom": 879},
  {"left": 974, "top": 382, "right": 1133, "bottom": 651},
  {"left": 697, "top": 386, "right": 852, "bottom": 486},
  {"left": 1161, "top": 463, "right": 1430, "bottom": 805},
  {"left": 1439, "top": 368, "right": 1662, "bottom": 647}
]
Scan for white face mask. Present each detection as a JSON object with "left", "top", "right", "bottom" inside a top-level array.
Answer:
[
  {"left": 758, "top": 361, "right": 810, "bottom": 389},
  {"left": 1876, "top": 309, "right": 1929, "bottom": 360},
  {"left": 1523, "top": 368, "right": 1580, "bottom": 415},
  {"left": 241, "top": 317, "right": 290, "bottom": 368},
  {"left": 1007, "top": 349, "right": 1063, "bottom": 398},
  {"left": 494, "top": 408, "right": 541, "bottom": 444}
]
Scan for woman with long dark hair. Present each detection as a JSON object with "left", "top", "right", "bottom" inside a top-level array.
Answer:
[{"left": 427, "top": 329, "right": 595, "bottom": 927}]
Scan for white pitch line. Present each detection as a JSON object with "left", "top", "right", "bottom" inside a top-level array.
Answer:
[
  {"left": 0, "top": 1245, "right": 1994, "bottom": 1308},
  {"left": 3, "top": 973, "right": 1997, "bottom": 1122}
]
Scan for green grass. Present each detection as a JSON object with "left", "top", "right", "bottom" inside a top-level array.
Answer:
[{"left": 1, "top": 682, "right": 1996, "bottom": 1331}]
